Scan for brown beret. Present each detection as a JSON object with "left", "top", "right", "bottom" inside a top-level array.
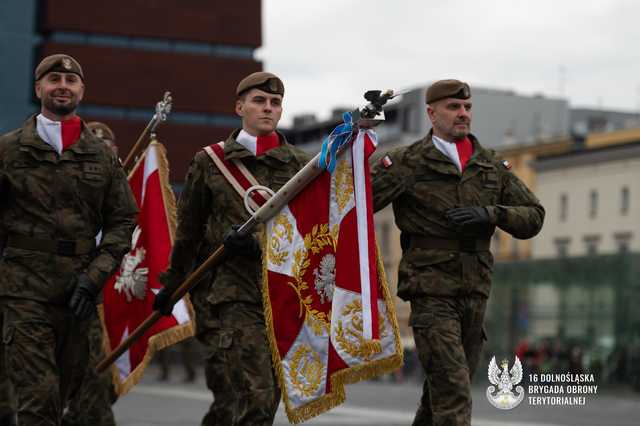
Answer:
[
  {"left": 87, "top": 121, "right": 115, "bottom": 142},
  {"left": 35, "top": 54, "right": 84, "bottom": 81},
  {"left": 236, "top": 71, "right": 284, "bottom": 97},
  {"left": 426, "top": 79, "right": 471, "bottom": 104}
]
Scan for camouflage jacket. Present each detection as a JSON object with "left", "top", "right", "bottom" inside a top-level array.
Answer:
[
  {"left": 164, "top": 130, "right": 311, "bottom": 308},
  {"left": 0, "top": 115, "right": 138, "bottom": 303},
  {"left": 371, "top": 131, "right": 544, "bottom": 300}
]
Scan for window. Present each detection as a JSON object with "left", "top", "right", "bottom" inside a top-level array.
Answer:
[
  {"left": 589, "top": 190, "right": 598, "bottom": 219},
  {"left": 554, "top": 237, "right": 570, "bottom": 258},
  {"left": 559, "top": 193, "right": 568, "bottom": 222},
  {"left": 614, "top": 232, "right": 633, "bottom": 254},
  {"left": 621, "top": 186, "right": 630, "bottom": 216},
  {"left": 583, "top": 235, "right": 601, "bottom": 256}
]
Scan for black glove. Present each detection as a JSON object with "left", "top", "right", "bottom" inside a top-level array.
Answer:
[
  {"left": 68, "top": 273, "right": 100, "bottom": 320},
  {"left": 222, "top": 224, "right": 260, "bottom": 259},
  {"left": 446, "top": 206, "right": 492, "bottom": 228},
  {"left": 153, "top": 270, "right": 181, "bottom": 316}
]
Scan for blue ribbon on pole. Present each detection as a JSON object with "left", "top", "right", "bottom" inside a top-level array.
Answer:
[{"left": 318, "top": 111, "right": 354, "bottom": 173}]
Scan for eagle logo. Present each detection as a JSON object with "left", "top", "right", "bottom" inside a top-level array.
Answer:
[
  {"left": 486, "top": 355, "right": 525, "bottom": 410},
  {"left": 114, "top": 226, "right": 149, "bottom": 302}
]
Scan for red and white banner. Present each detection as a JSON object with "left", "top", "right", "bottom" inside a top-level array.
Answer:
[
  {"left": 101, "top": 141, "right": 194, "bottom": 395},
  {"left": 262, "top": 130, "right": 403, "bottom": 423}
]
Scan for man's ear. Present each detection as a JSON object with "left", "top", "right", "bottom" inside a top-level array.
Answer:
[
  {"left": 235, "top": 99, "right": 244, "bottom": 117},
  {"left": 35, "top": 81, "right": 42, "bottom": 100}
]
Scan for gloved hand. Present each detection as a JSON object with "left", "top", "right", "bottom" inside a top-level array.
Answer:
[
  {"left": 153, "top": 270, "right": 181, "bottom": 316},
  {"left": 222, "top": 224, "right": 260, "bottom": 259},
  {"left": 446, "top": 206, "right": 492, "bottom": 228},
  {"left": 68, "top": 273, "right": 100, "bottom": 320}
]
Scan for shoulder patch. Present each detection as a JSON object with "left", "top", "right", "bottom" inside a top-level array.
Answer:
[
  {"left": 381, "top": 155, "right": 393, "bottom": 168},
  {"left": 502, "top": 160, "right": 512, "bottom": 170}
]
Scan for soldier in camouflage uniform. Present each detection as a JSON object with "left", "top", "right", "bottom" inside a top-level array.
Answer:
[
  {"left": 153, "top": 72, "right": 310, "bottom": 426},
  {"left": 61, "top": 122, "right": 119, "bottom": 426},
  {"left": 0, "top": 54, "right": 138, "bottom": 426},
  {"left": 371, "top": 80, "right": 544, "bottom": 426}
]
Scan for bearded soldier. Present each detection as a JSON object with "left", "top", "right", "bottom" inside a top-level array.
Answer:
[
  {"left": 60, "top": 121, "right": 120, "bottom": 426},
  {"left": 0, "top": 54, "right": 138, "bottom": 425},
  {"left": 153, "top": 71, "right": 310, "bottom": 426},
  {"left": 371, "top": 79, "right": 544, "bottom": 426}
]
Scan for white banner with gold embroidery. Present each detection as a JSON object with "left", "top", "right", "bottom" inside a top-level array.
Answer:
[{"left": 262, "top": 130, "right": 403, "bottom": 424}]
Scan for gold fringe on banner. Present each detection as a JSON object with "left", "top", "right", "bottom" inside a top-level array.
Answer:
[
  {"left": 102, "top": 140, "right": 194, "bottom": 396},
  {"left": 261, "top": 233, "right": 403, "bottom": 424}
]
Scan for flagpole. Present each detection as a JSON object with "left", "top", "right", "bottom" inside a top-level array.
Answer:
[
  {"left": 97, "top": 89, "right": 395, "bottom": 374},
  {"left": 121, "top": 92, "right": 172, "bottom": 173}
]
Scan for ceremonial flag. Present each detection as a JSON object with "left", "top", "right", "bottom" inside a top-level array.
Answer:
[
  {"left": 263, "top": 129, "right": 403, "bottom": 423},
  {"left": 101, "top": 140, "right": 194, "bottom": 395}
]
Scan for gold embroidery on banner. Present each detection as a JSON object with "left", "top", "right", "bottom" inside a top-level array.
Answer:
[
  {"left": 268, "top": 213, "right": 293, "bottom": 266},
  {"left": 334, "top": 159, "right": 354, "bottom": 214},
  {"left": 335, "top": 299, "right": 388, "bottom": 361},
  {"left": 290, "top": 344, "right": 324, "bottom": 397},
  {"left": 286, "top": 224, "right": 335, "bottom": 335}
]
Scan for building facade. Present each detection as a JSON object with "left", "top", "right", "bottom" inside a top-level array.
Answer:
[{"left": 1, "top": 0, "right": 263, "bottom": 181}]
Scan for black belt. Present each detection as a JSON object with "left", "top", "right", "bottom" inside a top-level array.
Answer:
[
  {"left": 409, "top": 235, "right": 490, "bottom": 252},
  {"left": 7, "top": 234, "right": 96, "bottom": 256}
]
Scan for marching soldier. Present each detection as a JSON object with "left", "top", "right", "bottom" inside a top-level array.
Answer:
[
  {"left": 371, "top": 79, "right": 545, "bottom": 425},
  {"left": 61, "top": 121, "right": 120, "bottom": 426},
  {"left": 0, "top": 54, "right": 138, "bottom": 425},
  {"left": 153, "top": 72, "right": 310, "bottom": 425}
]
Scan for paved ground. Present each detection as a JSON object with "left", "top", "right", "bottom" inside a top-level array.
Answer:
[{"left": 113, "top": 365, "right": 640, "bottom": 426}]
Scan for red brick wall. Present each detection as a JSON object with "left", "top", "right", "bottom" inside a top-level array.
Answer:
[
  {"left": 40, "top": 0, "right": 261, "bottom": 46},
  {"left": 84, "top": 117, "right": 235, "bottom": 181},
  {"left": 40, "top": 42, "right": 261, "bottom": 115}
]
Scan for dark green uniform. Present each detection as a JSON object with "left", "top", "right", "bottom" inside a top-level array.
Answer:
[
  {"left": 162, "top": 130, "right": 310, "bottom": 426},
  {"left": 0, "top": 116, "right": 138, "bottom": 426},
  {"left": 371, "top": 132, "right": 544, "bottom": 426},
  {"left": 61, "top": 314, "right": 116, "bottom": 426}
]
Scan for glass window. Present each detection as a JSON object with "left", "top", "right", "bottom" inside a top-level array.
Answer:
[
  {"left": 589, "top": 190, "right": 598, "bottom": 219},
  {"left": 559, "top": 193, "right": 568, "bottom": 222},
  {"left": 621, "top": 186, "right": 630, "bottom": 215}
]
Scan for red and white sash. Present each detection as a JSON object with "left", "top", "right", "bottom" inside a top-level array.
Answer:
[{"left": 203, "top": 142, "right": 272, "bottom": 211}]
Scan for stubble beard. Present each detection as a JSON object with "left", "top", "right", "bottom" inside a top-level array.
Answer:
[{"left": 43, "top": 96, "right": 78, "bottom": 117}]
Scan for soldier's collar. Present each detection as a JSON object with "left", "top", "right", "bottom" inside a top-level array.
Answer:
[{"left": 224, "top": 129, "right": 292, "bottom": 163}]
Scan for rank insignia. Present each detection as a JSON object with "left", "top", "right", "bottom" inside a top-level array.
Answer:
[{"left": 381, "top": 155, "right": 393, "bottom": 168}]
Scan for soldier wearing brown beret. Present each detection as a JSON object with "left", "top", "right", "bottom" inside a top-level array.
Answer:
[
  {"left": 0, "top": 54, "right": 138, "bottom": 425},
  {"left": 372, "top": 79, "right": 545, "bottom": 425},
  {"left": 154, "top": 71, "right": 310, "bottom": 425},
  {"left": 87, "top": 121, "right": 118, "bottom": 155}
]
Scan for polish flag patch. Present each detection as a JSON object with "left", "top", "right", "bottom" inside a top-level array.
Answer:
[{"left": 381, "top": 155, "right": 393, "bottom": 168}]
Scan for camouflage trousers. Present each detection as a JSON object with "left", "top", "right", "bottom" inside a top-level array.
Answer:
[
  {"left": 194, "top": 300, "right": 280, "bottom": 426},
  {"left": 0, "top": 297, "right": 90, "bottom": 426},
  {"left": 61, "top": 312, "right": 116, "bottom": 426},
  {"left": 409, "top": 296, "right": 487, "bottom": 426},
  {"left": 0, "top": 309, "right": 15, "bottom": 422}
]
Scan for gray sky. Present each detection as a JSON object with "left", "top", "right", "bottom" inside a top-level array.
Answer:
[{"left": 258, "top": 0, "right": 640, "bottom": 126}]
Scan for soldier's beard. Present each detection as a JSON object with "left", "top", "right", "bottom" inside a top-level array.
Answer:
[{"left": 43, "top": 96, "right": 78, "bottom": 117}]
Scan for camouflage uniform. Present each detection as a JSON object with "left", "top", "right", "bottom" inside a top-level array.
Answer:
[
  {"left": 0, "top": 116, "right": 138, "bottom": 426},
  {"left": 162, "top": 130, "right": 310, "bottom": 426},
  {"left": 61, "top": 315, "right": 116, "bottom": 426},
  {"left": 61, "top": 121, "right": 119, "bottom": 426},
  {"left": 371, "top": 132, "right": 544, "bottom": 426}
]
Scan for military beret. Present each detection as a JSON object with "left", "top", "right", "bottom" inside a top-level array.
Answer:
[
  {"left": 35, "top": 54, "right": 84, "bottom": 81},
  {"left": 87, "top": 121, "right": 115, "bottom": 142},
  {"left": 236, "top": 71, "right": 284, "bottom": 97},
  {"left": 426, "top": 79, "right": 471, "bottom": 104}
]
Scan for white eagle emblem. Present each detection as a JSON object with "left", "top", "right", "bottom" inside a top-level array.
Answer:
[
  {"left": 313, "top": 254, "right": 335, "bottom": 304},
  {"left": 114, "top": 226, "right": 149, "bottom": 302},
  {"left": 486, "top": 355, "right": 525, "bottom": 410}
]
